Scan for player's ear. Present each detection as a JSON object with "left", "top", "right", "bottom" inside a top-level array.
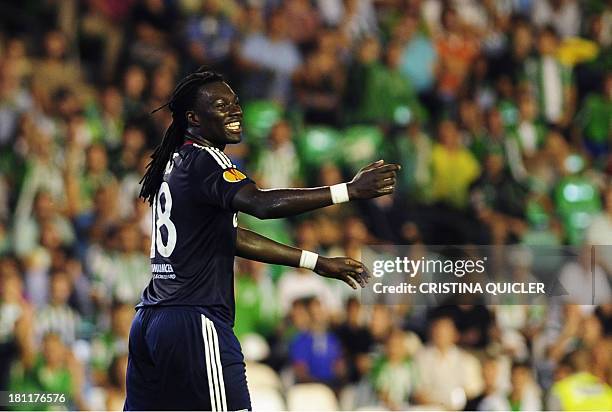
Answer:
[{"left": 186, "top": 110, "right": 200, "bottom": 127}]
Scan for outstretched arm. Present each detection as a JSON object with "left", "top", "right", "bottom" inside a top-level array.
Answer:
[
  {"left": 231, "top": 160, "right": 400, "bottom": 219},
  {"left": 236, "top": 227, "right": 370, "bottom": 289}
]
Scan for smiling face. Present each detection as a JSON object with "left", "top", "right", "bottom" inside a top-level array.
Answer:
[{"left": 188, "top": 81, "right": 243, "bottom": 146}]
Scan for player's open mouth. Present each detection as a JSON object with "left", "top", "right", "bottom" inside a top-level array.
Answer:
[{"left": 225, "top": 121, "right": 242, "bottom": 133}]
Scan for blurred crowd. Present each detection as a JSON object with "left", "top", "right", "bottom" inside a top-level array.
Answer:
[{"left": 0, "top": 0, "right": 611, "bottom": 410}]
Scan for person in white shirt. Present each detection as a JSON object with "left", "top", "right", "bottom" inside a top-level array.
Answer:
[
  {"left": 532, "top": 0, "right": 580, "bottom": 39},
  {"left": 413, "top": 316, "right": 484, "bottom": 409}
]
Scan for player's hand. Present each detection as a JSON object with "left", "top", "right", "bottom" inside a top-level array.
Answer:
[
  {"left": 347, "top": 160, "right": 401, "bottom": 200},
  {"left": 313, "top": 257, "right": 371, "bottom": 289}
]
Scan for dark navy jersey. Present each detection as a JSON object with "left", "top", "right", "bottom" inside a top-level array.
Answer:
[{"left": 138, "top": 141, "right": 253, "bottom": 326}]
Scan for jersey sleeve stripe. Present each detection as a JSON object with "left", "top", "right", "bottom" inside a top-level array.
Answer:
[
  {"left": 204, "top": 147, "right": 229, "bottom": 169},
  {"left": 213, "top": 148, "right": 235, "bottom": 168}
]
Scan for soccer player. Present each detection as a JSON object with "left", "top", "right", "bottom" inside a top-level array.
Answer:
[{"left": 125, "top": 68, "right": 399, "bottom": 411}]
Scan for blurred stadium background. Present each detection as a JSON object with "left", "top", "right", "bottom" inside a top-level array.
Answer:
[{"left": 0, "top": 0, "right": 611, "bottom": 410}]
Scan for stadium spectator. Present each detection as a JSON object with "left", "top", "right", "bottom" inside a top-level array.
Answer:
[
  {"left": 466, "top": 356, "right": 509, "bottom": 410},
  {"left": 532, "top": 0, "right": 581, "bottom": 39},
  {"left": 289, "top": 297, "right": 345, "bottom": 387},
  {"left": 32, "top": 30, "right": 87, "bottom": 101},
  {"left": 293, "top": 46, "right": 345, "bottom": 126},
  {"left": 183, "top": 0, "right": 238, "bottom": 72},
  {"left": 371, "top": 328, "right": 418, "bottom": 410},
  {"left": 433, "top": 305, "right": 494, "bottom": 350},
  {"left": 104, "top": 354, "right": 129, "bottom": 410},
  {"left": 36, "top": 270, "right": 81, "bottom": 345},
  {"left": 470, "top": 149, "right": 528, "bottom": 244},
  {"left": 90, "top": 302, "right": 132, "bottom": 385},
  {"left": 233, "top": 259, "right": 278, "bottom": 340},
  {"left": 578, "top": 73, "right": 612, "bottom": 160},
  {"left": 434, "top": 6, "right": 480, "bottom": 102},
  {"left": 239, "top": 8, "right": 302, "bottom": 102},
  {"left": 413, "top": 316, "right": 484, "bottom": 409},
  {"left": 343, "top": 36, "right": 381, "bottom": 123},
  {"left": 508, "top": 362, "right": 543, "bottom": 411},
  {"left": 9, "top": 332, "right": 86, "bottom": 410},
  {"left": 429, "top": 119, "right": 481, "bottom": 209},
  {"left": 0, "top": 60, "right": 33, "bottom": 147},
  {"left": 121, "top": 65, "right": 149, "bottom": 121},
  {"left": 283, "top": 0, "right": 321, "bottom": 50},
  {"left": 524, "top": 26, "right": 575, "bottom": 128},
  {"left": 254, "top": 120, "right": 301, "bottom": 188},
  {"left": 80, "top": 0, "right": 133, "bottom": 82},
  {"left": 340, "top": 0, "right": 378, "bottom": 42},
  {"left": 548, "top": 349, "right": 612, "bottom": 410},
  {"left": 0, "top": 259, "right": 32, "bottom": 391},
  {"left": 334, "top": 297, "right": 374, "bottom": 383},
  {"left": 395, "top": 12, "right": 437, "bottom": 95},
  {"left": 391, "top": 121, "right": 433, "bottom": 201},
  {"left": 128, "top": 0, "right": 177, "bottom": 69}
]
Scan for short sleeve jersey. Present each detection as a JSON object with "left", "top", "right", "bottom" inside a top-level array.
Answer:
[{"left": 139, "top": 141, "right": 253, "bottom": 326}]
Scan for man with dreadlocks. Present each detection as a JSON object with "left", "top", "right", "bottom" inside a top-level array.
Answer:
[{"left": 125, "top": 68, "right": 400, "bottom": 411}]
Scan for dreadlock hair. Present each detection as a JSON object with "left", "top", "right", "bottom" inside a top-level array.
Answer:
[{"left": 139, "top": 67, "right": 223, "bottom": 205}]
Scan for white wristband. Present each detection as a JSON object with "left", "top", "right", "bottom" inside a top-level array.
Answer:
[
  {"left": 330, "top": 183, "right": 350, "bottom": 204},
  {"left": 299, "top": 250, "right": 319, "bottom": 270}
]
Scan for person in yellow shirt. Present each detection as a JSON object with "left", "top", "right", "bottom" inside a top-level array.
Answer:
[
  {"left": 548, "top": 350, "right": 612, "bottom": 411},
  {"left": 430, "top": 119, "right": 481, "bottom": 209}
]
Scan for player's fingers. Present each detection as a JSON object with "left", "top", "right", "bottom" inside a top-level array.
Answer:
[
  {"left": 355, "top": 268, "right": 370, "bottom": 288},
  {"left": 341, "top": 260, "right": 369, "bottom": 285},
  {"left": 377, "top": 171, "right": 397, "bottom": 180},
  {"left": 362, "top": 159, "right": 384, "bottom": 171},
  {"left": 373, "top": 163, "right": 401, "bottom": 173},
  {"left": 346, "top": 271, "right": 366, "bottom": 288},
  {"left": 340, "top": 274, "right": 359, "bottom": 289},
  {"left": 380, "top": 176, "right": 396, "bottom": 184},
  {"left": 377, "top": 185, "right": 395, "bottom": 194},
  {"left": 377, "top": 178, "right": 396, "bottom": 189},
  {"left": 361, "top": 265, "right": 372, "bottom": 281},
  {"left": 344, "top": 258, "right": 364, "bottom": 271}
]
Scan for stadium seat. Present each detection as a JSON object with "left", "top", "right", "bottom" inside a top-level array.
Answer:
[
  {"left": 340, "top": 125, "right": 384, "bottom": 173},
  {"left": 339, "top": 385, "right": 356, "bottom": 410},
  {"left": 554, "top": 175, "right": 602, "bottom": 245},
  {"left": 286, "top": 383, "right": 339, "bottom": 411},
  {"left": 241, "top": 334, "right": 270, "bottom": 362},
  {"left": 87, "top": 387, "right": 107, "bottom": 411},
  {"left": 250, "top": 387, "right": 286, "bottom": 411},
  {"left": 406, "top": 405, "right": 444, "bottom": 411},
  {"left": 295, "top": 126, "right": 341, "bottom": 169},
  {"left": 245, "top": 361, "right": 283, "bottom": 390},
  {"left": 242, "top": 100, "right": 284, "bottom": 144}
]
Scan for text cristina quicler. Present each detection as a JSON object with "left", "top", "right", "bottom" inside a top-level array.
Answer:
[{"left": 373, "top": 282, "right": 545, "bottom": 295}]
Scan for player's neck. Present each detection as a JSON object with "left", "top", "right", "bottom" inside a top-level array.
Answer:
[{"left": 185, "top": 129, "right": 226, "bottom": 151}]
